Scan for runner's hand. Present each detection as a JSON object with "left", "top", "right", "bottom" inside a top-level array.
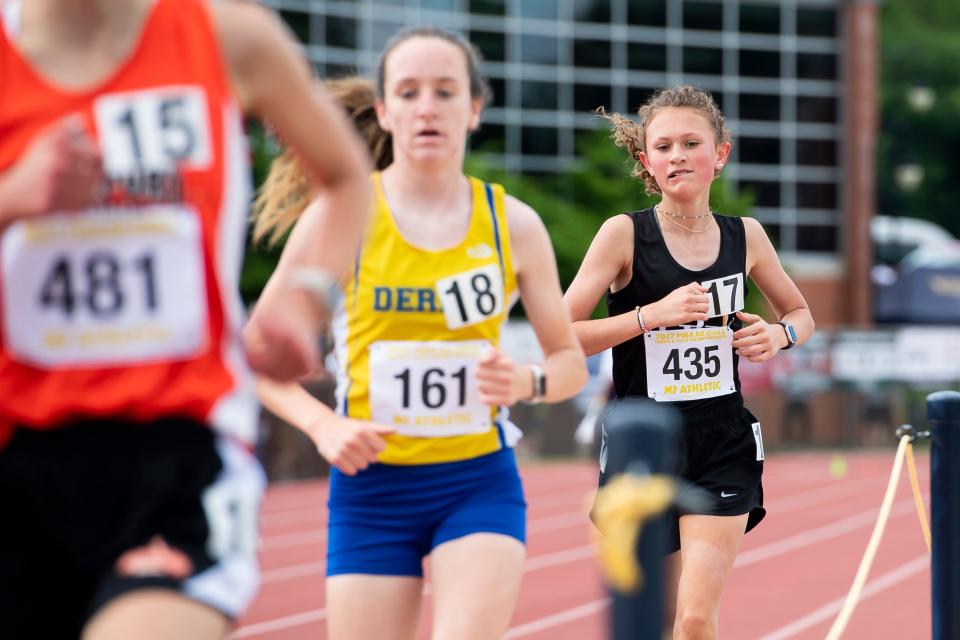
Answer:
[
  {"left": 732, "top": 311, "right": 783, "bottom": 362},
  {"left": 476, "top": 346, "right": 527, "bottom": 406},
  {"left": 1, "top": 115, "right": 103, "bottom": 222},
  {"left": 645, "top": 282, "right": 710, "bottom": 328},
  {"left": 309, "top": 415, "right": 394, "bottom": 476}
]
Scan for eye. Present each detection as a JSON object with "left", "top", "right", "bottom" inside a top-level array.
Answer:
[
  {"left": 685, "top": 140, "right": 700, "bottom": 148},
  {"left": 437, "top": 89, "right": 454, "bottom": 99},
  {"left": 655, "top": 144, "right": 669, "bottom": 152},
  {"left": 399, "top": 89, "right": 416, "bottom": 100}
]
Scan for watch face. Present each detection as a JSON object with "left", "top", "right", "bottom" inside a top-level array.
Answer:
[{"left": 786, "top": 324, "right": 798, "bottom": 343}]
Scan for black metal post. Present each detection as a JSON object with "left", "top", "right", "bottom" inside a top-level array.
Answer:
[
  {"left": 928, "top": 390, "right": 960, "bottom": 640},
  {"left": 601, "top": 399, "right": 681, "bottom": 640}
]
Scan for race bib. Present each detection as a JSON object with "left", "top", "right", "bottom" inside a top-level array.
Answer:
[
  {"left": 1, "top": 206, "right": 209, "bottom": 367},
  {"left": 368, "top": 340, "right": 492, "bottom": 437},
  {"left": 95, "top": 86, "right": 212, "bottom": 176},
  {"left": 435, "top": 264, "right": 503, "bottom": 330},
  {"left": 645, "top": 326, "right": 736, "bottom": 402},
  {"left": 701, "top": 273, "right": 744, "bottom": 318}
]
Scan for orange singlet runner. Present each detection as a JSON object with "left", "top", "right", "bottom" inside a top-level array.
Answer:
[{"left": 0, "top": 0, "right": 255, "bottom": 446}]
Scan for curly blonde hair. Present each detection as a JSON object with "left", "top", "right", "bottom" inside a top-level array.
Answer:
[
  {"left": 252, "top": 77, "right": 391, "bottom": 246},
  {"left": 598, "top": 85, "right": 732, "bottom": 195}
]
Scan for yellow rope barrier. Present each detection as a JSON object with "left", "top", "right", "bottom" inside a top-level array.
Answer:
[
  {"left": 825, "top": 435, "right": 909, "bottom": 640},
  {"left": 904, "top": 441, "right": 932, "bottom": 552},
  {"left": 592, "top": 474, "right": 675, "bottom": 592}
]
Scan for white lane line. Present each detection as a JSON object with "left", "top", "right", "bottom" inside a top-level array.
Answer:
[
  {"left": 503, "top": 598, "right": 609, "bottom": 639},
  {"left": 735, "top": 499, "right": 915, "bottom": 568},
  {"left": 240, "top": 495, "right": 922, "bottom": 637},
  {"left": 758, "top": 555, "right": 930, "bottom": 640},
  {"left": 231, "top": 609, "right": 327, "bottom": 638}
]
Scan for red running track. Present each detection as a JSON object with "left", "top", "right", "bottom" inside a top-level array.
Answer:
[{"left": 231, "top": 449, "right": 931, "bottom": 639}]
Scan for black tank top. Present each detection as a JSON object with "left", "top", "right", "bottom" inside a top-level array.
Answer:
[{"left": 607, "top": 208, "right": 748, "bottom": 413}]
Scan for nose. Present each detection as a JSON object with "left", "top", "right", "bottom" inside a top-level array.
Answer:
[
  {"left": 668, "top": 144, "right": 686, "bottom": 163},
  {"left": 416, "top": 92, "right": 438, "bottom": 118}
]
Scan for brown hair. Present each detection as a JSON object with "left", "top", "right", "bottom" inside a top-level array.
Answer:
[
  {"left": 598, "top": 85, "right": 731, "bottom": 195},
  {"left": 252, "top": 77, "right": 390, "bottom": 246},
  {"left": 377, "top": 26, "right": 491, "bottom": 104}
]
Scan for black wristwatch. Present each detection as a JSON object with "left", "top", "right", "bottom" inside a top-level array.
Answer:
[{"left": 778, "top": 321, "right": 798, "bottom": 350}]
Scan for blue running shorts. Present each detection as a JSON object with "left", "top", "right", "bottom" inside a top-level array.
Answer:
[{"left": 327, "top": 447, "right": 526, "bottom": 577}]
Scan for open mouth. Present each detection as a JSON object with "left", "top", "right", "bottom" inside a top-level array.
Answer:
[
  {"left": 416, "top": 129, "right": 442, "bottom": 139},
  {"left": 668, "top": 169, "right": 693, "bottom": 180}
]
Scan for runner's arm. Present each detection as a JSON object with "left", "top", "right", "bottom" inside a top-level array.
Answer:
[
  {"left": 506, "top": 195, "right": 587, "bottom": 402},
  {"left": 743, "top": 217, "right": 814, "bottom": 348}
]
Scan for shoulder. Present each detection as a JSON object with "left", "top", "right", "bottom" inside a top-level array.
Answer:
[
  {"left": 209, "top": 1, "right": 288, "bottom": 52},
  {"left": 739, "top": 216, "right": 772, "bottom": 246},
  {"left": 502, "top": 192, "right": 544, "bottom": 237},
  {"left": 208, "top": 1, "right": 305, "bottom": 102}
]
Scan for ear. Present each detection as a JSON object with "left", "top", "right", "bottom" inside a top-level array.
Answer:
[
  {"left": 467, "top": 96, "right": 483, "bottom": 132},
  {"left": 637, "top": 150, "right": 652, "bottom": 174},
  {"left": 374, "top": 97, "right": 392, "bottom": 133},
  {"left": 715, "top": 141, "right": 731, "bottom": 168}
]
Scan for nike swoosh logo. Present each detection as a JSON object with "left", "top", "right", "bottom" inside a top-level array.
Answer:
[{"left": 720, "top": 491, "right": 738, "bottom": 498}]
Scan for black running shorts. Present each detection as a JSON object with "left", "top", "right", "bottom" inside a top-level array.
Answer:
[
  {"left": 0, "top": 418, "right": 264, "bottom": 639},
  {"left": 598, "top": 395, "right": 766, "bottom": 554}
]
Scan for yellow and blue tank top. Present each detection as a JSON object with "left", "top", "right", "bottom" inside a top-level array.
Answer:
[{"left": 332, "top": 173, "right": 518, "bottom": 465}]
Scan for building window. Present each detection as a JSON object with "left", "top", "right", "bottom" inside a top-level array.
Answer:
[
  {"left": 471, "top": 123, "right": 505, "bottom": 153},
  {"left": 522, "top": 35, "right": 559, "bottom": 65},
  {"left": 796, "top": 139, "right": 837, "bottom": 167},
  {"left": 796, "top": 182, "right": 838, "bottom": 209},
  {"left": 522, "top": 126, "right": 559, "bottom": 155},
  {"left": 488, "top": 77, "right": 506, "bottom": 108},
  {"left": 763, "top": 223, "right": 782, "bottom": 249},
  {"left": 739, "top": 93, "right": 780, "bottom": 121},
  {"left": 574, "top": 39, "right": 612, "bottom": 68},
  {"left": 627, "top": 86, "right": 657, "bottom": 111},
  {"left": 738, "top": 137, "right": 781, "bottom": 165},
  {"left": 797, "top": 8, "right": 837, "bottom": 38},
  {"left": 683, "top": 47, "right": 723, "bottom": 75},
  {"left": 575, "top": 83, "right": 612, "bottom": 112},
  {"left": 739, "top": 50, "right": 780, "bottom": 78},
  {"left": 739, "top": 4, "right": 780, "bottom": 34},
  {"left": 684, "top": 1, "right": 723, "bottom": 31},
  {"left": 628, "top": 0, "right": 667, "bottom": 26},
  {"left": 279, "top": 10, "right": 310, "bottom": 44},
  {"left": 325, "top": 16, "right": 357, "bottom": 49},
  {"left": 797, "top": 53, "right": 837, "bottom": 80},
  {"left": 522, "top": 81, "right": 559, "bottom": 110},
  {"left": 471, "top": 30, "right": 506, "bottom": 62},
  {"left": 796, "top": 225, "right": 838, "bottom": 252},
  {"left": 796, "top": 96, "right": 837, "bottom": 123},
  {"left": 739, "top": 180, "right": 781, "bottom": 207},
  {"left": 628, "top": 43, "right": 667, "bottom": 72},
  {"left": 574, "top": 0, "right": 612, "bottom": 24},
  {"left": 470, "top": 0, "right": 505, "bottom": 16}
]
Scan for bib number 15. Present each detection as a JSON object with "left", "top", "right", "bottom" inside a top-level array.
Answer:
[{"left": 95, "top": 86, "right": 212, "bottom": 176}]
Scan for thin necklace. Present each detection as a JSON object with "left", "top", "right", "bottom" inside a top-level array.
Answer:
[{"left": 656, "top": 204, "right": 713, "bottom": 233}]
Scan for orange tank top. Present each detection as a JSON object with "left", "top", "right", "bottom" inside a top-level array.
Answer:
[{"left": 0, "top": 0, "right": 256, "bottom": 444}]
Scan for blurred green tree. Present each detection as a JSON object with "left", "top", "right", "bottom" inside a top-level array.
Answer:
[{"left": 878, "top": 0, "right": 960, "bottom": 237}]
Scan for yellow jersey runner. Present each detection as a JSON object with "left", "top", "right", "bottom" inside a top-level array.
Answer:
[{"left": 333, "top": 173, "right": 518, "bottom": 465}]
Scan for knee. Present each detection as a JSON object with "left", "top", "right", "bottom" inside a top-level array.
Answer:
[{"left": 675, "top": 608, "right": 716, "bottom": 640}]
